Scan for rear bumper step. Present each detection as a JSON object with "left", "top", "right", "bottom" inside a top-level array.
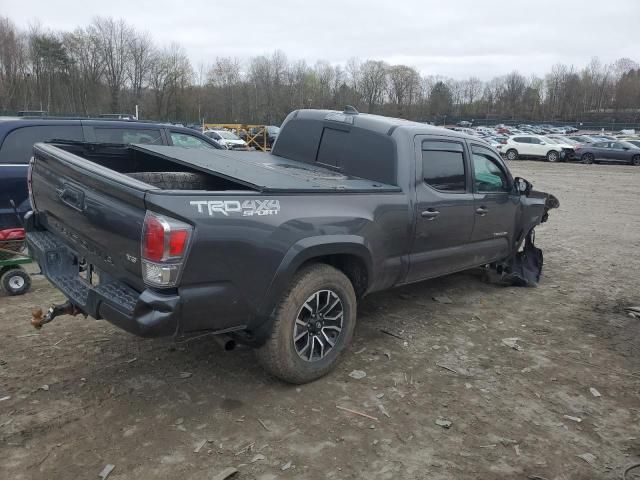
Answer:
[{"left": 27, "top": 230, "right": 179, "bottom": 337}]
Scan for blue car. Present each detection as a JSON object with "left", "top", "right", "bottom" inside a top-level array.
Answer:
[{"left": 0, "top": 117, "right": 223, "bottom": 228}]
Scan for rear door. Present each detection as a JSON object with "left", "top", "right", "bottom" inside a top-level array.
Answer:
[
  {"left": 609, "top": 142, "right": 630, "bottom": 162},
  {"left": 591, "top": 142, "right": 611, "bottom": 160},
  {"left": 528, "top": 136, "right": 546, "bottom": 157},
  {"left": 512, "top": 136, "right": 531, "bottom": 155},
  {"left": 406, "top": 136, "right": 476, "bottom": 282},
  {"left": 468, "top": 143, "right": 520, "bottom": 263}
]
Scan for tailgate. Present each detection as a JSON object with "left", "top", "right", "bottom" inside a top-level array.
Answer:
[{"left": 30, "top": 143, "right": 150, "bottom": 291}]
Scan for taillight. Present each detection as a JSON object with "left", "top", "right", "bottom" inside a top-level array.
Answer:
[
  {"left": 141, "top": 211, "right": 192, "bottom": 287},
  {"left": 143, "top": 214, "right": 165, "bottom": 261},
  {"left": 169, "top": 230, "right": 188, "bottom": 256}
]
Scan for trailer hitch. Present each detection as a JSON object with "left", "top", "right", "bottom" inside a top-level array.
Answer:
[{"left": 31, "top": 300, "right": 84, "bottom": 330}]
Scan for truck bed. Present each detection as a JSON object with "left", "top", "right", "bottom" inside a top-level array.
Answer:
[{"left": 130, "top": 144, "right": 401, "bottom": 193}]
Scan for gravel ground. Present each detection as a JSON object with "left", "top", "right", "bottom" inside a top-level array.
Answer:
[{"left": 1, "top": 161, "right": 639, "bottom": 480}]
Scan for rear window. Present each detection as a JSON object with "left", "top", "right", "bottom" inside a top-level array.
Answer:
[
  {"left": 315, "top": 126, "right": 396, "bottom": 185},
  {"left": 93, "top": 127, "right": 163, "bottom": 145},
  {"left": 422, "top": 141, "right": 466, "bottom": 192},
  {"left": 0, "top": 125, "right": 84, "bottom": 164}
]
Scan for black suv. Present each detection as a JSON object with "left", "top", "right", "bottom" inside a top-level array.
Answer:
[{"left": 0, "top": 118, "right": 223, "bottom": 228}]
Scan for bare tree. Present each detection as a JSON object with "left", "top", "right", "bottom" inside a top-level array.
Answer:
[
  {"left": 127, "top": 30, "right": 153, "bottom": 107},
  {"left": 388, "top": 65, "right": 420, "bottom": 117},
  {"left": 208, "top": 56, "right": 241, "bottom": 120},
  {"left": 64, "top": 27, "right": 104, "bottom": 114},
  {"left": 92, "top": 17, "right": 132, "bottom": 112},
  {"left": 359, "top": 60, "right": 387, "bottom": 113},
  {"left": 0, "top": 17, "right": 27, "bottom": 110}
]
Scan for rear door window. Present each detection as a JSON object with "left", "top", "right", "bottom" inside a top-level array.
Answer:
[
  {"left": 93, "top": 127, "right": 163, "bottom": 145},
  {"left": 0, "top": 125, "right": 83, "bottom": 164},
  {"left": 170, "top": 131, "right": 214, "bottom": 149},
  {"left": 513, "top": 137, "right": 529, "bottom": 144},
  {"left": 421, "top": 141, "right": 466, "bottom": 192}
]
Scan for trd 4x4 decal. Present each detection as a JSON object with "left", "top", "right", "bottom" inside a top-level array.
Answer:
[{"left": 190, "top": 199, "right": 281, "bottom": 217}]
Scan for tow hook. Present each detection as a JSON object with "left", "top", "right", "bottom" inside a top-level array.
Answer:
[{"left": 31, "top": 300, "right": 84, "bottom": 330}]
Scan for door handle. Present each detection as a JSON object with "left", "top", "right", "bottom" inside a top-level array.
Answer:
[
  {"left": 421, "top": 209, "right": 440, "bottom": 220},
  {"left": 475, "top": 206, "right": 488, "bottom": 216}
]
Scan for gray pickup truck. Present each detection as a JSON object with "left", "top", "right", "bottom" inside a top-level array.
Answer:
[{"left": 25, "top": 108, "right": 558, "bottom": 383}]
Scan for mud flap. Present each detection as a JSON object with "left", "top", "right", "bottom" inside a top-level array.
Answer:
[{"left": 503, "top": 230, "right": 543, "bottom": 287}]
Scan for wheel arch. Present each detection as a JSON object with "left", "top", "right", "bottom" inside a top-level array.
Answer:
[{"left": 249, "top": 235, "right": 373, "bottom": 338}]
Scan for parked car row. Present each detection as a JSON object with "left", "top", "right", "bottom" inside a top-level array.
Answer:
[
  {"left": 448, "top": 123, "right": 640, "bottom": 165},
  {"left": 454, "top": 122, "right": 579, "bottom": 135}
]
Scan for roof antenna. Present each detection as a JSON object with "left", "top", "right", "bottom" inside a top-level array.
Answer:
[{"left": 343, "top": 105, "right": 359, "bottom": 115}]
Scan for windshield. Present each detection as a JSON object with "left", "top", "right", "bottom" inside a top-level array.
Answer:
[
  {"left": 620, "top": 141, "right": 640, "bottom": 149},
  {"left": 215, "top": 130, "right": 240, "bottom": 140},
  {"left": 541, "top": 136, "right": 557, "bottom": 144}
]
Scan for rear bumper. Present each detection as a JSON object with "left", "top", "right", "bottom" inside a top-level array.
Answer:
[
  {"left": 26, "top": 229, "right": 250, "bottom": 337},
  {"left": 27, "top": 230, "right": 179, "bottom": 337}
]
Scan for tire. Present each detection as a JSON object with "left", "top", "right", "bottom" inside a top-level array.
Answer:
[
  {"left": 581, "top": 153, "right": 595, "bottom": 164},
  {"left": 256, "top": 263, "right": 357, "bottom": 384},
  {"left": 546, "top": 150, "right": 559, "bottom": 162},
  {"left": 506, "top": 149, "right": 518, "bottom": 161},
  {"left": 632, "top": 155, "right": 640, "bottom": 166},
  {"left": 1, "top": 268, "right": 31, "bottom": 295},
  {"left": 127, "top": 171, "right": 209, "bottom": 190}
]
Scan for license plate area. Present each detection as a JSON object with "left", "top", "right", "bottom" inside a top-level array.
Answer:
[{"left": 78, "top": 258, "right": 101, "bottom": 286}]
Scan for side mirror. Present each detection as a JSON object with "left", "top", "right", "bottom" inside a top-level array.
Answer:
[
  {"left": 623, "top": 147, "right": 630, "bottom": 150},
  {"left": 514, "top": 177, "right": 532, "bottom": 196},
  {"left": 539, "top": 141, "right": 546, "bottom": 145}
]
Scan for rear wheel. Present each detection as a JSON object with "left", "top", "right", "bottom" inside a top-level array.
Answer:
[
  {"left": 581, "top": 153, "right": 595, "bottom": 164},
  {"left": 506, "top": 149, "right": 518, "bottom": 161},
  {"left": 631, "top": 155, "right": 640, "bottom": 166},
  {"left": 256, "top": 264, "right": 357, "bottom": 384},
  {"left": 546, "top": 150, "right": 559, "bottom": 162},
  {"left": 1, "top": 268, "right": 31, "bottom": 296}
]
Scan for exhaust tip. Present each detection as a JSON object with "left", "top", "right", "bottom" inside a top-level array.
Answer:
[{"left": 214, "top": 335, "right": 236, "bottom": 351}]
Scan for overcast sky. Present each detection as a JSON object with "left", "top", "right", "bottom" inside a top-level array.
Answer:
[{"left": 4, "top": 0, "right": 639, "bottom": 79}]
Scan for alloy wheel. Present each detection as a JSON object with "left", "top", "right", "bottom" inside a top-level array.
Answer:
[{"left": 293, "top": 289, "right": 344, "bottom": 362}]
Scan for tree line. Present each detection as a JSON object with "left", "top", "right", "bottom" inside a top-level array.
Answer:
[{"left": 1, "top": 16, "right": 640, "bottom": 126}]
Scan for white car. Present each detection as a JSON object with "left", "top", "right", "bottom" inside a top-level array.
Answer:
[
  {"left": 496, "top": 134, "right": 574, "bottom": 162},
  {"left": 204, "top": 129, "right": 249, "bottom": 150}
]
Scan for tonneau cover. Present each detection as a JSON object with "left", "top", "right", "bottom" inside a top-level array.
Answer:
[{"left": 131, "top": 144, "right": 401, "bottom": 193}]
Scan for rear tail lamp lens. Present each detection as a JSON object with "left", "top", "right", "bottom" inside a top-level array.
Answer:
[{"left": 141, "top": 211, "right": 193, "bottom": 287}]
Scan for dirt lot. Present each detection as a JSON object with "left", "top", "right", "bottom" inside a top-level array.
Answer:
[{"left": 1, "top": 161, "right": 639, "bottom": 480}]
